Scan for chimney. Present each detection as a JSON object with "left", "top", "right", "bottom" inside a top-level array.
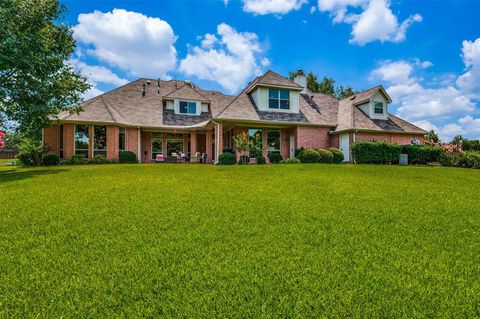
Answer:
[{"left": 293, "top": 69, "right": 307, "bottom": 94}]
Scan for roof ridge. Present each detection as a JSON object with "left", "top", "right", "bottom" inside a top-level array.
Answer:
[
  {"left": 340, "top": 85, "right": 382, "bottom": 101},
  {"left": 100, "top": 96, "right": 124, "bottom": 123},
  {"left": 62, "top": 98, "right": 97, "bottom": 120}
]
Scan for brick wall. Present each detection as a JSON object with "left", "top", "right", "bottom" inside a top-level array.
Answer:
[
  {"left": 106, "top": 126, "right": 119, "bottom": 161},
  {"left": 206, "top": 129, "right": 213, "bottom": 164},
  {"left": 355, "top": 132, "right": 425, "bottom": 145},
  {"left": 126, "top": 128, "right": 139, "bottom": 160},
  {"left": 280, "top": 128, "right": 290, "bottom": 159},
  {"left": 64, "top": 124, "right": 74, "bottom": 160},
  {"left": 330, "top": 134, "right": 339, "bottom": 149},
  {"left": 141, "top": 130, "right": 151, "bottom": 163},
  {"left": 43, "top": 125, "right": 59, "bottom": 155},
  {"left": 296, "top": 126, "right": 330, "bottom": 149}
]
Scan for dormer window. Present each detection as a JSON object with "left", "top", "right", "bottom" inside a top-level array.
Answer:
[
  {"left": 374, "top": 102, "right": 384, "bottom": 114},
  {"left": 179, "top": 101, "right": 196, "bottom": 114},
  {"left": 268, "top": 89, "right": 290, "bottom": 110}
]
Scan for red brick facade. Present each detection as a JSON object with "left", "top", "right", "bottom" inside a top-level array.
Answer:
[
  {"left": 354, "top": 132, "right": 425, "bottom": 145},
  {"left": 43, "top": 126, "right": 59, "bottom": 155},
  {"left": 296, "top": 126, "right": 330, "bottom": 149}
]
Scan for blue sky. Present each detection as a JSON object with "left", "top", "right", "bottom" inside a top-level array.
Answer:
[{"left": 62, "top": 0, "right": 480, "bottom": 141}]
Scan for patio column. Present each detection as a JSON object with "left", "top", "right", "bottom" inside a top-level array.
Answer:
[
  {"left": 88, "top": 124, "right": 94, "bottom": 159},
  {"left": 63, "top": 124, "right": 74, "bottom": 160},
  {"left": 206, "top": 128, "right": 213, "bottom": 164},
  {"left": 215, "top": 123, "right": 223, "bottom": 163},
  {"left": 262, "top": 127, "right": 268, "bottom": 161},
  {"left": 190, "top": 132, "right": 197, "bottom": 155},
  {"left": 106, "top": 126, "right": 119, "bottom": 161}
]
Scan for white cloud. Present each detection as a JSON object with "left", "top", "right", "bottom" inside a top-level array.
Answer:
[
  {"left": 179, "top": 23, "right": 268, "bottom": 93},
  {"left": 416, "top": 116, "right": 480, "bottom": 142},
  {"left": 201, "top": 34, "right": 218, "bottom": 49},
  {"left": 370, "top": 59, "right": 476, "bottom": 121},
  {"left": 310, "top": 5, "right": 317, "bottom": 14},
  {"left": 317, "top": 0, "right": 422, "bottom": 45},
  {"left": 243, "top": 0, "right": 308, "bottom": 15},
  {"left": 74, "top": 9, "right": 177, "bottom": 78},
  {"left": 456, "top": 38, "right": 480, "bottom": 100}
]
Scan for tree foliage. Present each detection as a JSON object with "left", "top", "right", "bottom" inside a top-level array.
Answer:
[
  {"left": 0, "top": 0, "right": 90, "bottom": 137},
  {"left": 425, "top": 130, "right": 440, "bottom": 143},
  {"left": 289, "top": 71, "right": 357, "bottom": 99}
]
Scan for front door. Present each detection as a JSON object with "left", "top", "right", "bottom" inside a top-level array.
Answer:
[
  {"left": 289, "top": 135, "right": 295, "bottom": 158},
  {"left": 339, "top": 133, "right": 350, "bottom": 162}
]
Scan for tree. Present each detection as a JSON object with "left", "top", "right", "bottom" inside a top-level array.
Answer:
[
  {"left": 451, "top": 135, "right": 464, "bottom": 151},
  {"left": 289, "top": 71, "right": 356, "bottom": 99},
  {"left": 425, "top": 130, "right": 440, "bottom": 143},
  {"left": 0, "top": 0, "right": 90, "bottom": 138}
]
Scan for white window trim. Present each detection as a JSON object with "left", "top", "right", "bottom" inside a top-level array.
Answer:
[
  {"left": 268, "top": 88, "right": 290, "bottom": 111},
  {"left": 74, "top": 124, "right": 90, "bottom": 157},
  {"left": 373, "top": 101, "right": 385, "bottom": 115},
  {"left": 179, "top": 100, "right": 197, "bottom": 115},
  {"left": 267, "top": 129, "right": 282, "bottom": 155},
  {"left": 92, "top": 125, "right": 107, "bottom": 156},
  {"left": 151, "top": 137, "right": 163, "bottom": 160}
]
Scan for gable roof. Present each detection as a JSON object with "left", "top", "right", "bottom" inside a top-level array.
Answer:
[
  {"left": 246, "top": 70, "right": 302, "bottom": 92},
  {"left": 163, "top": 83, "right": 211, "bottom": 103},
  {"left": 345, "top": 85, "right": 392, "bottom": 105}
]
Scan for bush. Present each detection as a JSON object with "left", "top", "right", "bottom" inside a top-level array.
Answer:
[
  {"left": 298, "top": 149, "right": 320, "bottom": 163},
  {"left": 88, "top": 154, "right": 108, "bottom": 164},
  {"left": 222, "top": 148, "right": 235, "bottom": 154},
  {"left": 281, "top": 157, "right": 301, "bottom": 164},
  {"left": 69, "top": 154, "right": 87, "bottom": 165},
  {"left": 238, "top": 155, "right": 250, "bottom": 165},
  {"left": 119, "top": 151, "right": 137, "bottom": 164},
  {"left": 295, "top": 147, "right": 305, "bottom": 157},
  {"left": 463, "top": 140, "right": 480, "bottom": 151},
  {"left": 218, "top": 152, "right": 236, "bottom": 165},
  {"left": 256, "top": 156, "right": 267, "bottom": 165},
  {"left": 462, "top": 151, "right": 480, "bottom": 168},
  {"left": 351, "top": 141, "right": 401, "bottom": 164},
  {"left": 42, "top": 155, "right": 59, "bottom": 166},
  {"left": 268, "top": 153, "right": 283, "bottom": 164},
  {"left": 401, "top": 145, "right": 442, "bottom": 164},
  {"left": 17, "top": 138, "right": 47, "bottom": 166},
  {"left": 316, "top": 149, "right": 334, "bottom": 163},
  {"left": 439, "top": 152, "right": 465, "bottom": 167},
  {"left": 328, "top": 148, "right": 344, "bottom": 163}
]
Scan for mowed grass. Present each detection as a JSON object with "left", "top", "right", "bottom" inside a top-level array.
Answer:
[{"left": 1, "top": 164, "right": 479, "bottom": 317}]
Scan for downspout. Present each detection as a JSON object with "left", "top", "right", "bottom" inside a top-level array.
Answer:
[
  {"left": 137, "top": 126, "right": 141, "bottom": 163},
  {"left": 211, "top": 120, "right": 220, "bottom": 164}
]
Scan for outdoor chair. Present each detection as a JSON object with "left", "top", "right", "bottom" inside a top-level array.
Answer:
[
  {"left": 190, "top": 152, "right": 200, "bottom": 164},
  {"left": 155, "top": 154, "right": 165, "bottom": 163}
]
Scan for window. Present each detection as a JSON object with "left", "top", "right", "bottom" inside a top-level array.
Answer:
[
  {"left": 167, "top": 139, "right": 184, "bottom": 155},
  {"left": 374, "top": 102, "right": 384, "bottom": 114},
  {"left": 151, "top": 137, "right": 163, "bottom": 160},
  {"left": 267, "top": 130, "right": 280, "bottom": 157},
  {"left": 179, "top": 101, "right": 197, "bottom": 114},
  {"left": 119, "top": 127, "right": 126, "bottom": 151},
  {"left": 248, "top": 128, "right": 262, "bottom": 157},
  {"left": 268, "top": 89, "right": 290, "bottom": 110},
  {"left": 74, "top": 124, "right": 89, "bottom": 157},
  {"left": 93, "top": 126, "right": 107, "bottom": 157},
  {"left": 59, "top": 125, "right": 64, "bottom": 159}
]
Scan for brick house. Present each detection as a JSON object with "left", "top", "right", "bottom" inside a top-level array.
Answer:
[{"left": 43, "top": 70, "right": 426, "bottom": 163}]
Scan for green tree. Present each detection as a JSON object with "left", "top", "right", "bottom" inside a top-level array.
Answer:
[
  {"left": 0, "top": 0, "right": 89, "bottom": 138},
  {"left": 451, "top": 135, "right": 464, "bottom": 151},
  {"left": 425, "top": 130, "right": 440, "bottom": 143},
  {"left": 289, "top": 71, "right": 356, "bottom": 99}
]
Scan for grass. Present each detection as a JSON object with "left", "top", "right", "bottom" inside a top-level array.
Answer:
[{"left": 1, "top": 163, "right": 479, "bottom": 317}]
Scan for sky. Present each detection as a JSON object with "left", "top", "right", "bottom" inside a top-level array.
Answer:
[{"left": 62, "top": 0, "right": 480, "bottom": 141}]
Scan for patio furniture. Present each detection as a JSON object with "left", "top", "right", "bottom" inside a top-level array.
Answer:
[
  {"left": 200, "top": 153, "right": 207, "bottom": 164},
  {"left": 155, "top": 154, "right": 165, "bottom": 163},
  {"left": 177, "top": 152, "right": 186, "bottom": 164},
  {"left": 190, "top": 152, "right": 200, "bottom": 164}
]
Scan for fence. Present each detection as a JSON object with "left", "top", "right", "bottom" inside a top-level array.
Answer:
[{"left": 0, "top": 150, "right": 18, "bottom": 159}]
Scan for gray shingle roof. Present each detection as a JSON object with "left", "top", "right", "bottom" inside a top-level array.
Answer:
[
  {"left": 248, "top": 70, "right": 303, "bottom": 91},
  {"left": 163, "top": 83, "right": 211, "bottom": 103}
]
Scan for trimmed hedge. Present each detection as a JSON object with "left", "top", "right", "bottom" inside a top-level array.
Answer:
[
  {"left": 268, "top": 153, "right": 283, "bottom": 164},
  {"left": 119, "top": 151, "right": 137, "bottom": 164},
  {"left": 281, "top": 157, "right": 301, "bottom": 164},
  {"left": 42, "top": 155, "right": 59, "bottom": 166},
  {"left": 218, "top": 152, "right": 236, "bottom": 165},
  {"left": 328, "top": 148, "right": 344, "bottom": 163},
  {"left": 88, "top": 154, "right": 108, "bottom": 164},
  {"left": 316, "top": 149, "right": 334, "bottom": 163},
  {"left": 440, "top": 151, "right": 480, "bottom": 169},
  {"left": 298, "top": 149, "right": 320, "bottom": 163},
  {"left": 401, "top": 145, "right": 442, "bottom": 164},
  {"left": 351, "top": 141, "right": 401, "bottom": 164}
]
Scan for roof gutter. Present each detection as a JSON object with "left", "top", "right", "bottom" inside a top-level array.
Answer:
[{"left": 211, "top": 120, "right": 221, "bottom": 164}]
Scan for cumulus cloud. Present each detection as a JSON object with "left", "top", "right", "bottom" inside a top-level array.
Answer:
[
  {"left": 456, "top": 38, "right": 480, "bottom": 100},
  {"left": 74, "top": 9, "right": 177, "bottom": 78},
  {"left": 179, "top": 23, "right": 268, "bottom": 93},
  {"left": 414, "top": 117, "right": 480, "bottom": 141},
  {"left": 243, "top": 0, "right": 308, "bottom": 15},
  {"left": 317, "top": 0, "right": 422, "bottom": 45},
  {"left": 371, "top": 59, "right": 475, "bottom": 121}
]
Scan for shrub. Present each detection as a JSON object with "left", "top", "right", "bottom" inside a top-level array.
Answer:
[
  {"left": 439, "top": 152, "right": 465, "bottom": 167},
  {"left": 218, "top": 152, "right": 236, "bottom": 165},
  {"left": 401, "top": 145, "right": 443, "bottom": 164},
  {"left": 238, "top": 155, "right": 250, "bottom": 165},
  {"left": 42, "top": 155, "right": 59, "bottom": 166},
  {"left": 119, "top": 151, "right": 137, "bottom": 164},
  {"left": 298, "top": 149, "right": 320, "bottom": 163},
  {"left": 463, "top": 140, "right": 480, "bottom": 151},
  {"left": 17, "top": 138, "right": 47, "bottom": 166},
  {"left": 268, "top": 153, "right": 283, "bottom": 164},
  {"left": 256, "top": 156, "right": 267, "bottom": 165},
  {"left": 462, "top": 151, "right": 480, "bottom": 169},
  {"left": 295, "top": 147, "right": 305, "bottom": 157},
  {"left": 316, "top": 149, "right": 334, "bottom": 163},
  {"left": 351, "top": 141, "right": 401, "bottom": 164},
  {"left": 69, "top": 154, "right": 87, "bottom": 165},
  {"left": 222, "top": 148, "right": 235, "bottom": 154},
  {"left": 328, "top": 148, "right": 344, "bottom": 163},
  {"left": 281, "top": 157, "right": 301, "bottom": 164},
  {"left": 88, "top": 154, "right": 108, "bottom": 164}
]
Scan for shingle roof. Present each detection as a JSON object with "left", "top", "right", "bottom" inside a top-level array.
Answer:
[
  {"left": 248, "top": 70, "right": 303, "bottom": 91},
  {"left": 163, "top": 83, "right": 211, "bottom": 103}
]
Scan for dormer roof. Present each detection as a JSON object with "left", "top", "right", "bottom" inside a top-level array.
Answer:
[
  {"left": 163, "top": 83, "right": 211, "bottom": 103},
  {"left": 246, "top": 70, "right": 303, "bottom": 93}
]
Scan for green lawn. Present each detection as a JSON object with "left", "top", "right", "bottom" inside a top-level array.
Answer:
[{"left": 1, "top": 164, "right": 479, "bottom": 317}]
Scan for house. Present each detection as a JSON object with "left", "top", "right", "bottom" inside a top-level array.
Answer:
[{"left": 42, "top": 70, "right": 426, "bottom": 163}]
